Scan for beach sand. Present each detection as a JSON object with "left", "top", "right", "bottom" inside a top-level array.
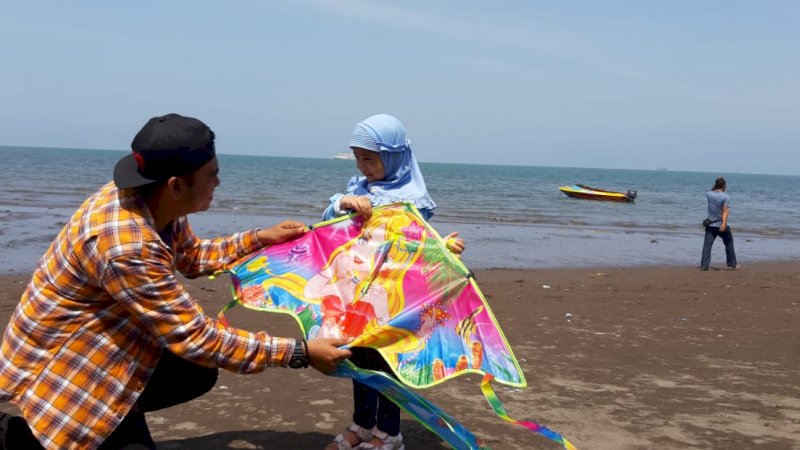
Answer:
[{"left": 1, "top": 262, "right": 798, "bottom": 449}]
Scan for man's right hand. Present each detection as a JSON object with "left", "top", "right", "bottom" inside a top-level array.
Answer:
[{"left": 307, "top": 338, "right": 352, "bottom": 373}]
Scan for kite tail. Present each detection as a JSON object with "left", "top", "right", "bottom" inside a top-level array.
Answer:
[
  {"left": 480, "top": 374, "right": 578, "bottom": 450},
  {"left": 332, "top": 361, "right": 490, "bottom": 450},
  {"left": 217, "top": 298, "right": 239, "bottom": 328},
  {"left": 213, "top": 272, "right": 240, "bottom": 328}
]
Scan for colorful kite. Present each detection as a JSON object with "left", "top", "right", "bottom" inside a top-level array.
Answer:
[{"left": 219, "top": 202, "right": 576, "bottom": 449}]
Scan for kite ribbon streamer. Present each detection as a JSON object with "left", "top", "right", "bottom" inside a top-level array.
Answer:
[
  {"left": 331, "top": 360, "right": 489, "bottom": 450},
  {"left": 480, "top": 374, "right": 577, "bottom": 450}
]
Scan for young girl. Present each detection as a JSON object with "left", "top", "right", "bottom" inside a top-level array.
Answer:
[{"left": 323, "top": 114, "right": 464, "bottom": 450}]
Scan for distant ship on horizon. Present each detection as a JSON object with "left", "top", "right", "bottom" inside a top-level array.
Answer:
[{"left": 333, "top": 152, "right": 355, "bottom": 160}]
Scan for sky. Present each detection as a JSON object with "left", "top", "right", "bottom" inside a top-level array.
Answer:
[{"left": 1, "top": 1, "right": 798, "bottom": 175}]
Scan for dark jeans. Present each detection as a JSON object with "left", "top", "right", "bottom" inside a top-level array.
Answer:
[
  {"left": 0, "top": 351, "right": 218, "bottom": 449},
  {"left": 350, "top": 347, "right": 400, "bottom": 436},
  {"left": 700, "top": 226, "right": 737, "bottom": 270}
]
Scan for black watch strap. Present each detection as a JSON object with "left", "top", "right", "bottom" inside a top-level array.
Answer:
[{"left": 288, "top": 338, "right": 309, "bottom": 369}]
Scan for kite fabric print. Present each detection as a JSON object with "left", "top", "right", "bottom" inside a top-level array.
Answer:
[{"left": 220, "top": 202, "right": 576, "bottom": 450}]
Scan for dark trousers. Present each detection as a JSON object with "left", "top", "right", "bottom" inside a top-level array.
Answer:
[
  {"left": 350, "top": 348, "right": 400, "bottom": 436},
  {"left": 700, "top": 226, "right": 737, "bottom": 270},
  {"left": 0, "top": 351, "right": 218, "bottom": 449}
]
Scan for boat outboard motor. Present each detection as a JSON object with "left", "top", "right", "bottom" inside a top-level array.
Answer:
[{"left": 626, "top": 190, "right": 637, "bottom": 200}]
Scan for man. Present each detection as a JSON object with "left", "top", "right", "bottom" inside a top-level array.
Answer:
[
  {"left": 700, "top": 176, "right": 739, "bottom": 271},
  {"left": 0, "top": 113, "right": 352, "bottom": 449}
]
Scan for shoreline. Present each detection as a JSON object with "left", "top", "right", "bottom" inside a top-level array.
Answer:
[
  {"left": 2, "top": 207, "right": 800, "bottom": 275},
  {"left": 1, "top": 262, "right": 798, "bottom": 449}
]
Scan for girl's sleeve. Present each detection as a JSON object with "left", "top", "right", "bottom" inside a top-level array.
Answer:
[{"left": 322, "top": 193, "right": 348, "bottom": 221}]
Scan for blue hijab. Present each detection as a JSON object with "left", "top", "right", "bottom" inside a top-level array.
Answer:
[{"left": 346, "top": 114, "right": 437, "bottom": 214}]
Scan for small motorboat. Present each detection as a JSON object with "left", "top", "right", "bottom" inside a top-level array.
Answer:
[{"left": 558, "top": 184, "right": 637, "bottom": 203}]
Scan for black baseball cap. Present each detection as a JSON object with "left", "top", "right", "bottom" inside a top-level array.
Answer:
[{"left": 113, "top": 113, "right": 216, "bottom": 189}]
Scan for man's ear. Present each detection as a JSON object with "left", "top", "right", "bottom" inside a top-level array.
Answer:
[{"left": 165, "top": 176, "right": 185, "bottom": 199}]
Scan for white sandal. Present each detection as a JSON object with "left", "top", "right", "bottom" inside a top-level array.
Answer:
[
  {"left": 358, "top": 428, "right": 404, "bottom": 450},
  {"left": 328, "top": 423, "right": 373, "bottom": 450}
]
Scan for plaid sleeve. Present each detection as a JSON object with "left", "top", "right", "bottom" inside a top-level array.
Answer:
[
  {"left": 173, "top": 218, "right": 264, "bottom": 278},
  {"left": 100, "top": 240, "right": 294, "bottom": 371}
]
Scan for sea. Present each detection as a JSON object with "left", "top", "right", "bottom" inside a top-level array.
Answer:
[{"left": 1, "top": 145, "right": 799, "bottom": 273}]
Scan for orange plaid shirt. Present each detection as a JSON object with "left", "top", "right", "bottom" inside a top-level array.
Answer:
[{"left": 0, "top": 182, "right": 296, "bottom": 449}]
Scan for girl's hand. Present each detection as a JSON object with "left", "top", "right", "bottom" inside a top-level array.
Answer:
[
  {"left": 341, "top": 195, "right": 373, "bottom": 219},
  {"left": 257, "top": 221, "right": 307, "bottom": 246},
  {"left": 444, "top": 232, "right": 465, "bottom": 255}
]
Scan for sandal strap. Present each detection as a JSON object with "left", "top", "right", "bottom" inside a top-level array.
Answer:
[
  {"left": 360, "top": 429, "right": 404, "bottom": 450},
  {"left": 330, "top": 423, "right": 373, "bottom": 449},
  {"left": 332, "top": 433, "right": 356, "bottom": 450},
  {"left": 348, "top": 423, "right": 373, "bottom": 442}
]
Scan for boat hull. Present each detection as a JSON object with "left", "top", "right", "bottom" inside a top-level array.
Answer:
[{"left": 558, "top": 184, "right": 635, "bottom": 203}]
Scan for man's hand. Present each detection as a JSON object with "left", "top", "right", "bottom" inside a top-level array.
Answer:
[
  {"left": 340, "top": 196, "right": 373, "bottom": 220},
  {"left": 257, "top": 221, "right": 307, "bottom": 246},
  {"left": 307, "top": 338, "right": 352, "bottom": 373}
]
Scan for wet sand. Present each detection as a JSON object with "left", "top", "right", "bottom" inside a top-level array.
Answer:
[{"left": 1, "top": 262, "right": 798, "bottom": 449}]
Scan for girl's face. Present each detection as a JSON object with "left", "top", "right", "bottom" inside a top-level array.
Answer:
[{"left": 353, "top": 147, "right": 385, "bottom": 183}]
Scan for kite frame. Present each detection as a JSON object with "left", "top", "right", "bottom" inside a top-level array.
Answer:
[{"left": 220, "top": 202, "right": 526, "bottom": 389}]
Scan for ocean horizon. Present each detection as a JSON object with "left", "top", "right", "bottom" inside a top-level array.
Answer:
[{"left": 2, "top": 145, "right": 799, "bottom": 274}]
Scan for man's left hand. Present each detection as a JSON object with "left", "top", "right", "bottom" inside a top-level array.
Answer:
[{"left": 257, "top": 221, "right": 307, "bottom": 246}]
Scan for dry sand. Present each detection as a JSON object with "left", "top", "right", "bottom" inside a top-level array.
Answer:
[{"left": 1, "top": 262, "right": 798, "bottom": 449}]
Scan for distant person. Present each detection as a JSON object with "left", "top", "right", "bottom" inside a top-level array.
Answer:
[
  {"left": 700, "top": 176, "right": 738, "bottom": 271},
  {"left": 321, "top": 114, "right": 464, "bottom": 450},
  {"left": 0, "top": 113, "right": 352, "bottom": 449}
]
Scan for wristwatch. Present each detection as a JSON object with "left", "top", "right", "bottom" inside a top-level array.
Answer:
[{"left": 288, "top": 338, "right": 309, "bottom": 369}]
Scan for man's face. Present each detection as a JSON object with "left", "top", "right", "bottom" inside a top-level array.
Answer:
[
  {"left": 182, "top": 156, "right": 220, "bottom": 213},
  {"left": 353, "top": 148, "right": 385, "bottom": 183}
]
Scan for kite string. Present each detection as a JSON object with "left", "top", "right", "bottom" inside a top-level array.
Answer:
[{"left": 480, "top": 374, "right": 578, "bottom": 450}]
